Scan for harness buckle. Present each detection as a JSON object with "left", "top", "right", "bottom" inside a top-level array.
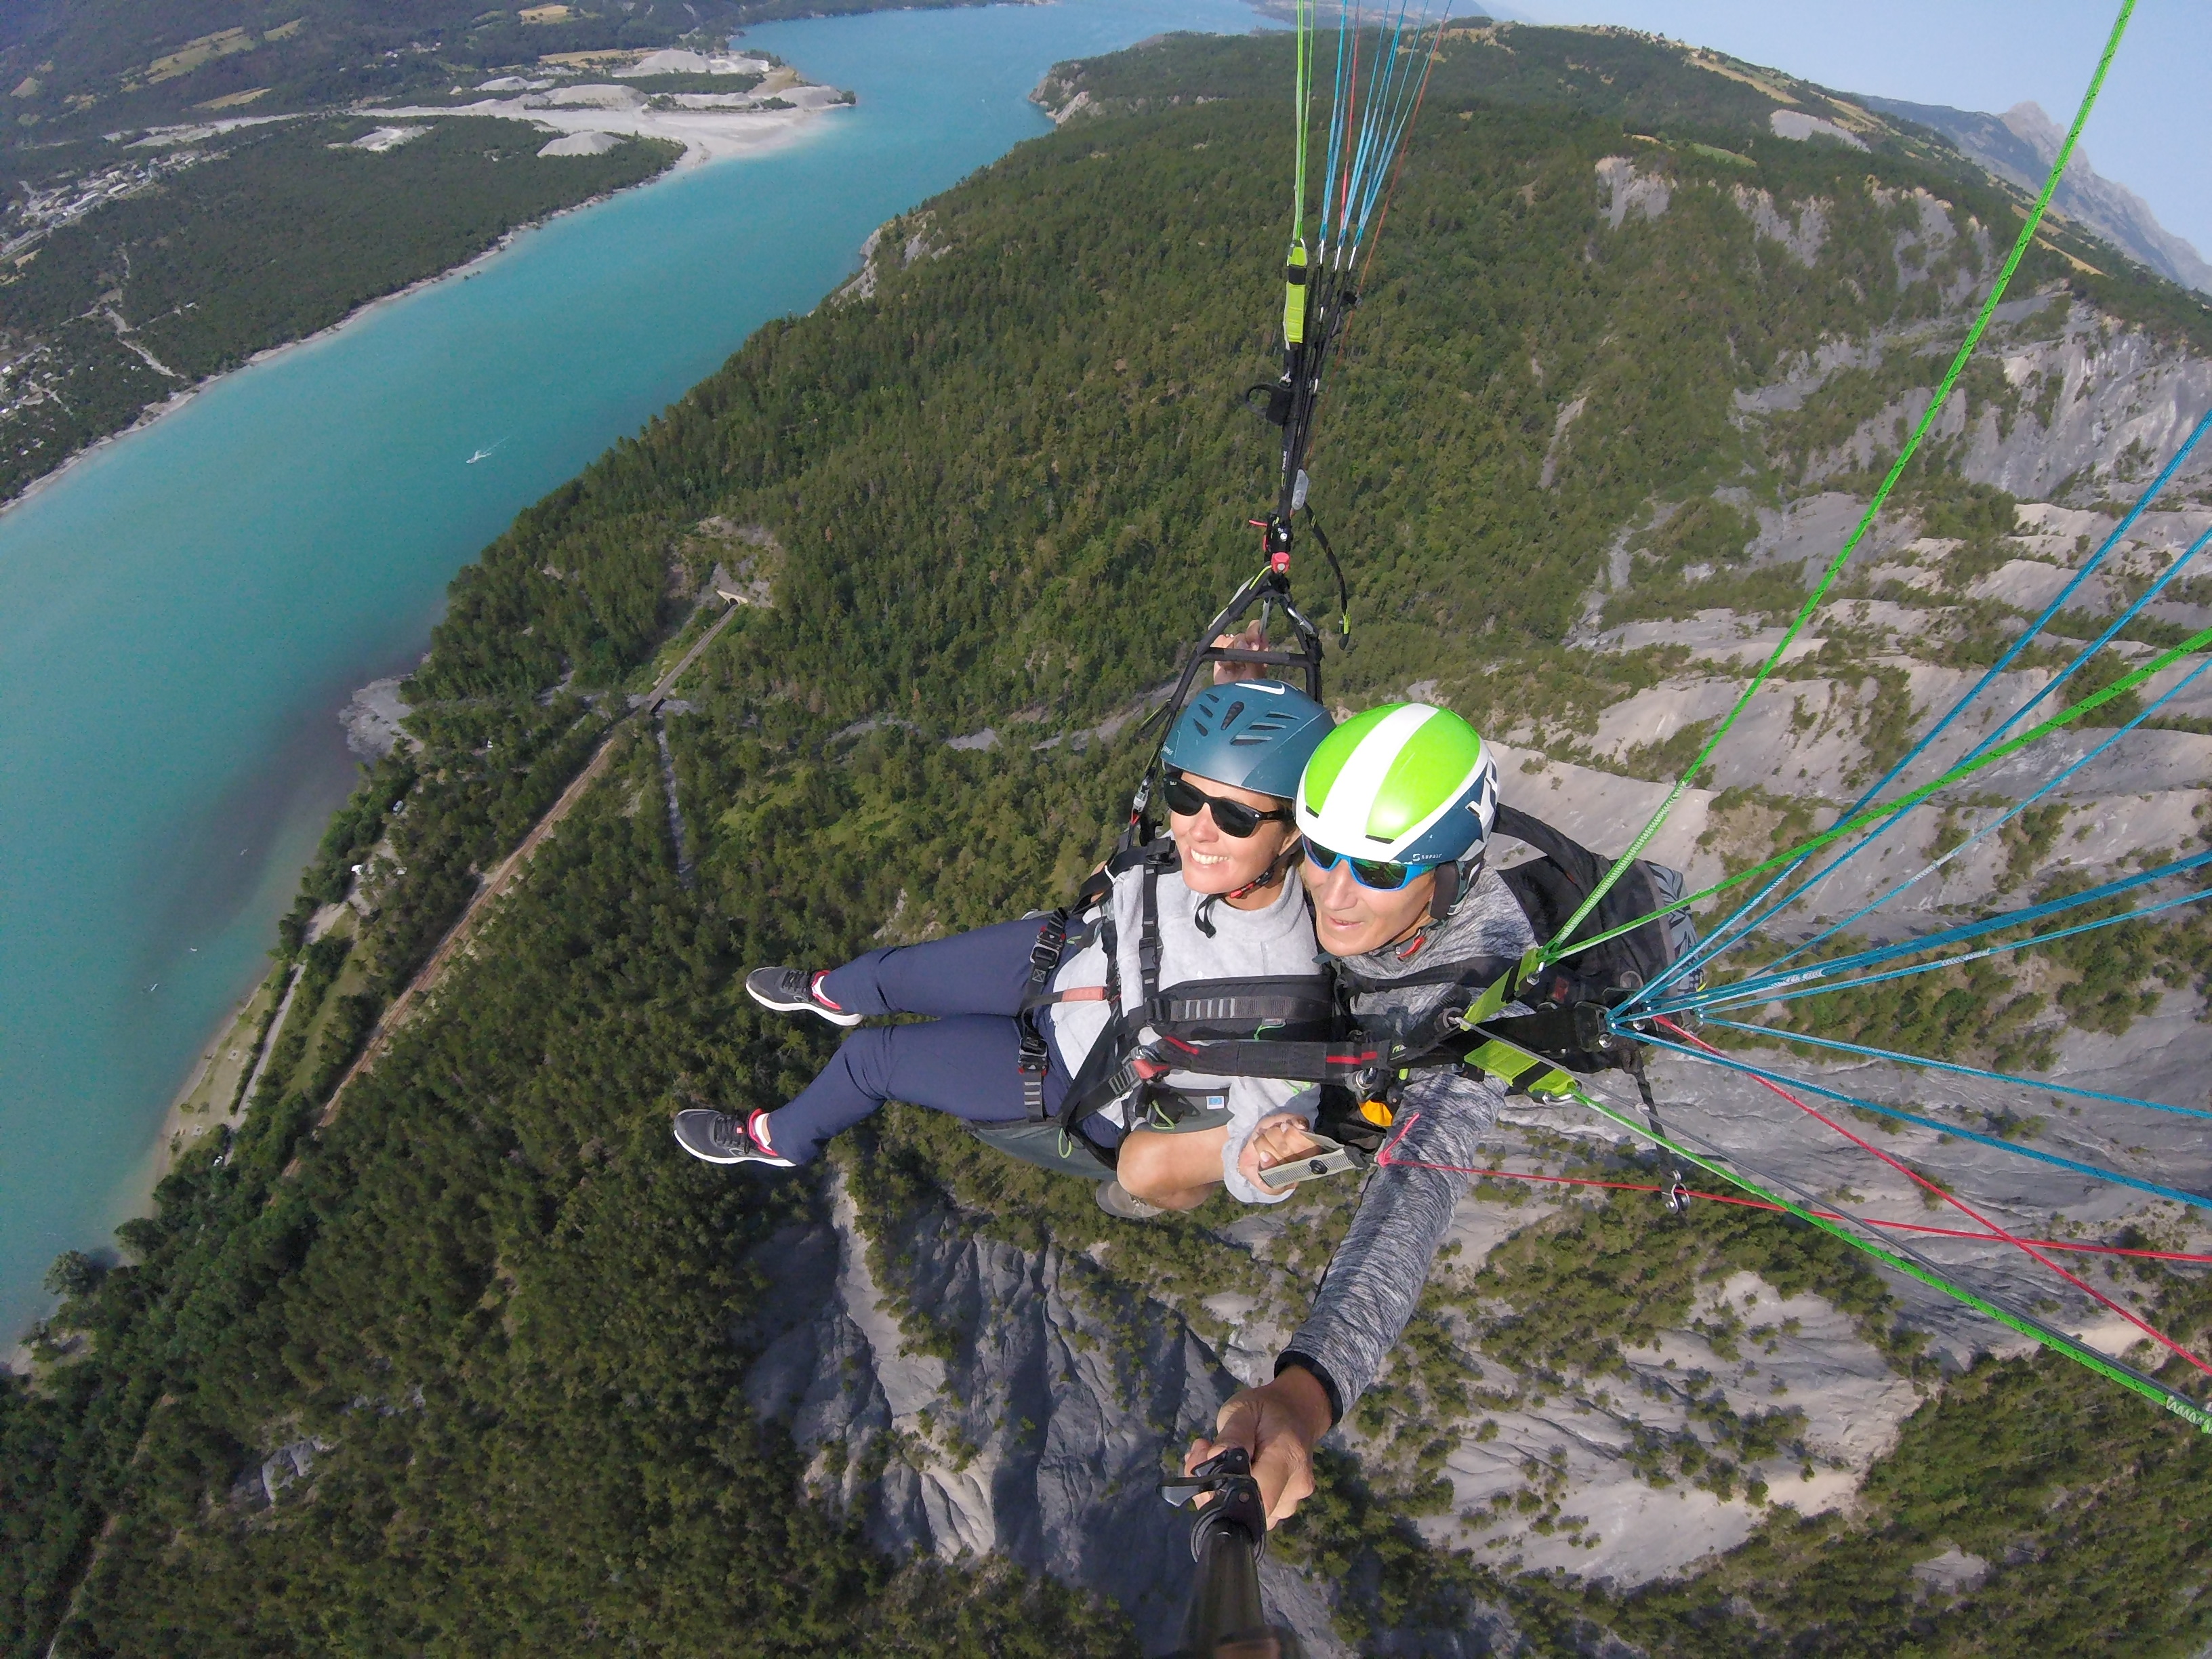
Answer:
[
  {"left": 1016, "top": 1009, "right": 1052, "bottom": 1123},
  {"left": 1029, "top": 909, "right": 1069, "bottom": 987}
]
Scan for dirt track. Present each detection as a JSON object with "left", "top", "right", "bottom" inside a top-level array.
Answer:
[{"left": 318, "top": 601, "right": 740, "bottom": 1123}]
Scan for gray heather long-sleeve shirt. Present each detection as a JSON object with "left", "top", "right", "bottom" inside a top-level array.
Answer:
[{"left": 1278, "top": 869, "right": 1536, "bottom": 1421}]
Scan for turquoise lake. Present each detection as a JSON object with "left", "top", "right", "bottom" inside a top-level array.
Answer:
[{"left": 0, "top": 0, "right": 1271, "bottom": 1343}]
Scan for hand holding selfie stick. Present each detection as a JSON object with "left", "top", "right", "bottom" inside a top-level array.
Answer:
[{"left": 1157, "top": 1446, "right": 1308, "bottom": 1659}]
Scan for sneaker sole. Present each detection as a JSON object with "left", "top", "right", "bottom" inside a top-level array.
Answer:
[
  {"left": 745, "top": 982, "right": 863, "bottom": 1027},
  {"left": 675, "top": 1139, "right": 796, "bottom": 1168}
]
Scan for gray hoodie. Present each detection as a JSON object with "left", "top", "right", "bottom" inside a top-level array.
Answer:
[{"left": 1278, "top": 867, "right": 1537, "bottom": 1420}]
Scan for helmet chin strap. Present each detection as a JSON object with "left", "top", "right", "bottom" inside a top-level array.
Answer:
[
  {"left": 1194, "top": 838, "right": 1301, "bottom": 938},
  {"left": 1423, "top": 851, "right": 1487, "bottom": 924}
]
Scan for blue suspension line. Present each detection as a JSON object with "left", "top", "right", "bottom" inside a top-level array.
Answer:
[
  {"left": 1317, "top": 2, "right": 1354, "bottom": 249},
  {"left": 1351, "top": 19, "right": 1420, "bottom": 230},
  {"left": 1663, "top": 884, "right": 2212, "bottom": 1026},
  {"left": 1632, "top": 1029, "right": 2212, "bottom": 1210},
  {"left": 1336, "top": 5, "right": 1410, "bottom": 249},
  {"left": 1350, "top": 24, "right": 1439, "bottom": 244},
  {"left": 1652, "top": 845, "right": 2212, "bottom": 1015},
  {"left": 1340, "top": 0, "right": 1437, "bottom": 249},
  {"left": 1948, "top": 507, "right": 2212, "bottom": 769},
  {"left": 1624, "top": 405, "right": 2212, "bottom": 1012},
  {"left": 1753, "top": 601, "right": 2212, "bottom": 981},
  {"left": 1697, "top": 1017, "right": 2212, "bottom": 1124}
]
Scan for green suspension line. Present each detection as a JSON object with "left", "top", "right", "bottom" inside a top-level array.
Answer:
[
  {"left": 1553, "top": 1073, "right": 2212, "bottom": 1435},
  {"left": 1539, "top": 0, "right": 2139, "bottom": 964},
  {"left": 1290, "top": 0, "right": 1311, "bottom": 243},
  {"left": 1284, "top": 0, "right": 1313, "bottom": 348},
  {"left": 1543, "top": 615, "right": 2212, "bottom": 966}
]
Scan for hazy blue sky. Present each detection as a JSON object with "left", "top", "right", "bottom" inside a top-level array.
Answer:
[{"left": 1505, "top": 1, "right": 2209, "bottom": 264}]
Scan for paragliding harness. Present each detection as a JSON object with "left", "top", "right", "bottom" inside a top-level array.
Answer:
[
  {"left": 1326, "top": 805, "right": 1708, "bottom": 1210},
  {"left": 1014, "top": 840, "right": 1336, "bottom": 1169},
  {"left": 1376, "top": 804, "right": 1704, "bottom": 1079},
  {"left": 1158, "top": 804, "right": 1705, "bottom": 1163}
]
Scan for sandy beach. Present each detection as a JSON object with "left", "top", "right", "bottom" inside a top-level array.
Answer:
[
  {"left": 0, "top": 89, "right": 847, "bottom": 525},
  {"left": 380, "top": 77, "right": 853, "bottom": 168}
]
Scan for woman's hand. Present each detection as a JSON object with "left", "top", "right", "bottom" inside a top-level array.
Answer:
[{"left": 1240, "top": 1111, "right": 1322, "bottom": 1194}]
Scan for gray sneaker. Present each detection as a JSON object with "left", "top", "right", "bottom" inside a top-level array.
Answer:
[
  {"left": 673, "top": 1107, "right": 796, "bottom": 1167},
  {"left": 1094, "top": 1179, "right": 1165, "bottom": 1220},
  {"left": 746, "top": 966, "right": 863, "bottom": 1027}
]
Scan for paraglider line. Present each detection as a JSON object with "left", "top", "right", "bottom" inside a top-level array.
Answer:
[
  {"left": 1538, "top": 1069, "right": 2212, "bottom": 1430},
  {"left": 1658, "top": 869, "right": 2212, "bottom": 1019},
  {"left": 1634, "top": 1025, "right": 2212, "bottom": 1212},
  {"left": 1649, "top": 1018, "right": 2212, "bottom": 1378},
  {"left": 1542, "top": 614, "right": 2212, "bottom": 992},
  {"left": 1671, "top": 479, "right": 2212, "bottom": 996},
  {"left": 1751, "top": 637, "right": 2212, "bottom": 985},
  {"left": 1538, "top": 0, "right": 2139, "bottom": 963},
  {"left": 1386, "top": 1160, "right": 2212, "bottom": 1263},
  {"left": 1697, "top": 1018, "right": 2212, "bottom": 1124}
]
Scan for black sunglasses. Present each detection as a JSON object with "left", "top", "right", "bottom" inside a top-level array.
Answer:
[
  {"left": 1304, "top": 841, "right": 1431, "bottom": 892},
  {"left": 1163, "top": 773, "right": 1293, "bottom": 838}
]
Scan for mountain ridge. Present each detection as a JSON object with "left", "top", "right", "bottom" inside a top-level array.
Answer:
[{"left": 1858, "top": 92, "right": 2212, "bottom": 298}]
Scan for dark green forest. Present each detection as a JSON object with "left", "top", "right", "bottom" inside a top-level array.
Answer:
[
  {"left": 0, "top": 116, "right": 675, "bottom": 502},
  {"left": 8, "top": 24, "right": 2212, "bottom": 1656}
]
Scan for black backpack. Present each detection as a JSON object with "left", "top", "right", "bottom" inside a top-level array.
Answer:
[{"left": 1485, "top": 803, "right": 1702, "bottom": 1070}]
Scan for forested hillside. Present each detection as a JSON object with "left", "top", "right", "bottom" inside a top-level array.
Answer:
[{"left": 8, "top": 22, "right": 2212, "bottom": 1656}]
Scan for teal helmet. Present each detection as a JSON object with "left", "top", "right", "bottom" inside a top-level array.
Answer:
[
  {"left": 1162, "top": 680, "right": 1334, "bottom": 800},
  {"left": 1296, "top": 702, "right": 1500, "bottom": 914}
]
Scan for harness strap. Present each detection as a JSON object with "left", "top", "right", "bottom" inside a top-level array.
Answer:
[
  {"left": 1147, "top": 983, "right": 1334, "bottom": 1031},
  {"left": 1438, "top": 1026, "right": 1582, "bottom": 1103},
  {"left": 1145, "top": 1034, "right": 1387, "bottom": 1084},
  {"left": 1138, "top": 857, "right": 1166, "bottom": 1009}
]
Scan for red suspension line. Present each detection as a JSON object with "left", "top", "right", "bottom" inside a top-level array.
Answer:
[
  {"left": 1654, "top": 1018, "right": 2212, "bottom": 1379},
  {"left": 1398, "top": 1160, "right": 2212, "bottom": 1265}
]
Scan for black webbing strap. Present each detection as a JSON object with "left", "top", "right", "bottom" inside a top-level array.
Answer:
[
  {"left": 1138, "top": 857, "right": 1166, "bottom": 1009},
  {"left": 1145, "top": 1033, "right": 1387, "bottom": 1086},
  {"left": 1145, "top": 977, "right": 1334, "bottom": 1036},
  {"left": 1017, "top": 907, "right": 1069, "bottom": 1123}
]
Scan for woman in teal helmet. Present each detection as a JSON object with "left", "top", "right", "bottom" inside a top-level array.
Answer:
[{"left": 676, "top": 681, "right": 1336, "bottom": 1216}]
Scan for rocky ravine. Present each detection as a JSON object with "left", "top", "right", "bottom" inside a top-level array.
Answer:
[{"left": 739, "top": 159, "right": 2212, "bottom": 1649}]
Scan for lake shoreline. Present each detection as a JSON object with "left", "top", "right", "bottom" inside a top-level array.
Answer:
[
  {"left": 7, "top": 100, "right": 855, "bottom": 1338},
  {"left": 0, "top": 102, "right": 841, "bottom": 525}
]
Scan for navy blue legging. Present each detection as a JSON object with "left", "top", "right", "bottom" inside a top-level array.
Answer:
[{"left": 760, "top": 917, "right": 1118, "bottom": 1166}]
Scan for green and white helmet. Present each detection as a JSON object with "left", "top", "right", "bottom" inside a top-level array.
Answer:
[{"left": 1296, "top": 701, "right": 1500, "bottom": 873}]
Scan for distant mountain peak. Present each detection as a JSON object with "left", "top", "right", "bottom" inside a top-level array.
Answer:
[
  {"left": 2000, "top": 99, "right": 2065, "bottom": 157},
  {"left": 1861, "top": 91, "right": 2212, "bottom": 296}
]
